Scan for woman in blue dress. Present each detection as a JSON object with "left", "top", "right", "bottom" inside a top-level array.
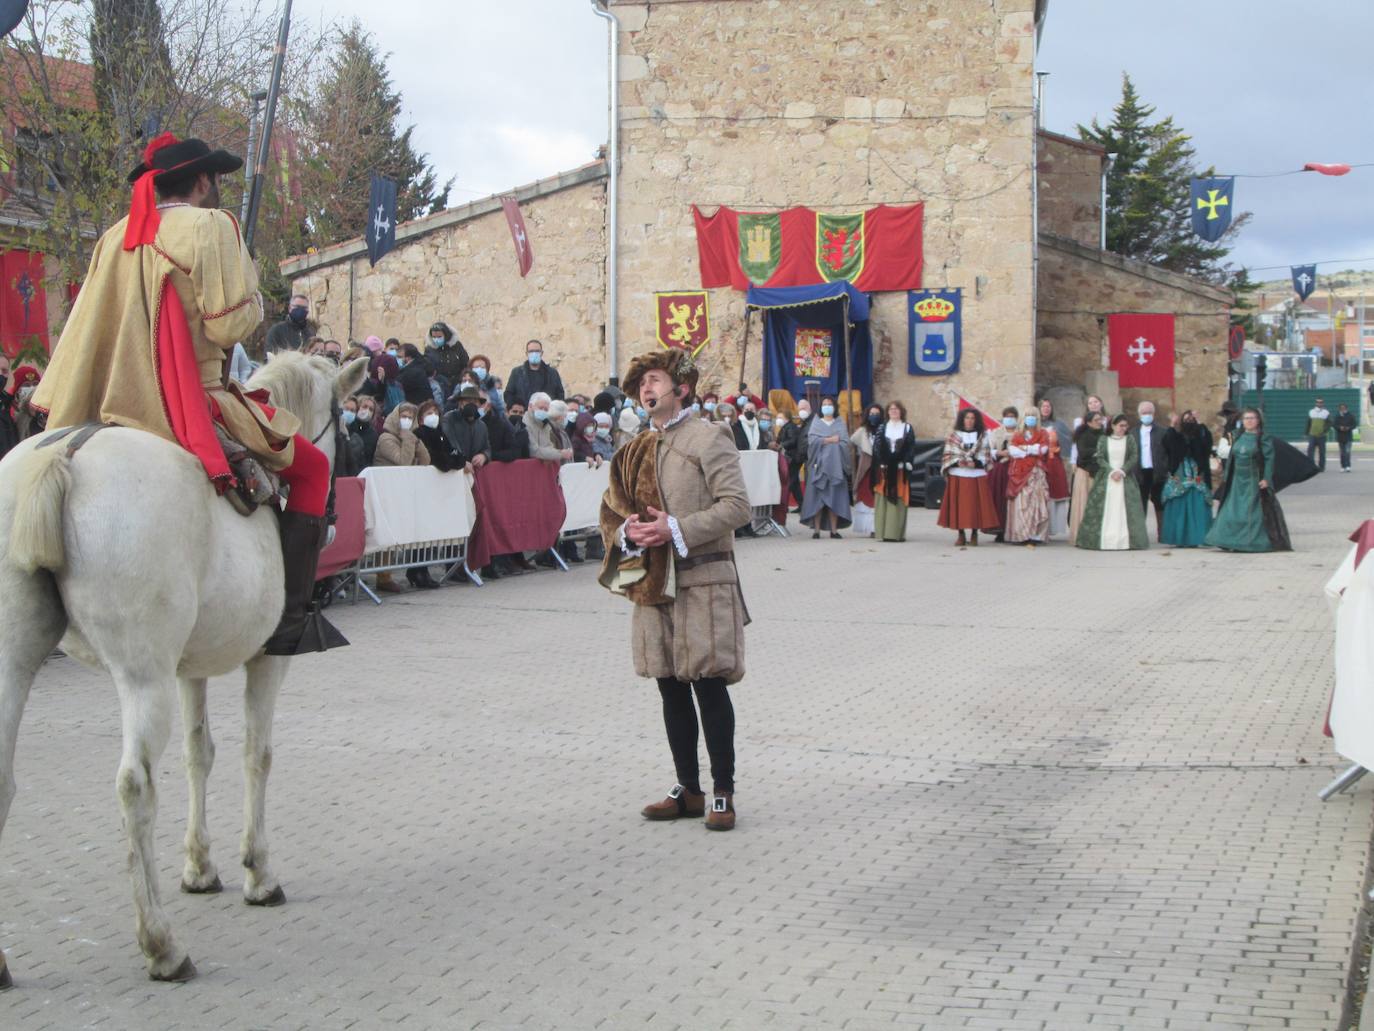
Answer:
[
  {"left": 1160, "top": 410, "right": 1213, "bottom": 547},
  {"left": 1204, "top": 408, "right": 1291, "bottom": 552}
]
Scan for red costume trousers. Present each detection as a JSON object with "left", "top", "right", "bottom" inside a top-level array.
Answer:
[{"left": 277, "top": 435, "right": 330, "bottom": 516}]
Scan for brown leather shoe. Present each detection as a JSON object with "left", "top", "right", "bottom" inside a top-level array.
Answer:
[
  {"left": 641, "top": 784, "right": 705, "bottom": 821},
  {"left": 705, "top": 793, "right": 736, "bottom": 831}
]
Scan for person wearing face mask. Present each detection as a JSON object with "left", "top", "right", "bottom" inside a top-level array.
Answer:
[
  {"left": 714, "top": 401, "right": 737, "bottom": 434},
  {"left": 731, "top": 403, "right": 769, "bottom": 452},
  {"left": 460, "top": 354, "right": 505, "bottom": 421},
  {"left": 781, "top": 400, "right": 811, "bottom": 511},
  {"left": 1004, "top": 410, "right": 1052, "bottom": 545},
  {"left": 343, "top": 396, "right": 380, "bottom": 471},
  {"left": 699, "top": 392, "right": 719, "bottom": 420},
  {"left": 505, "top": 338, "right": 565, "bottom": 409},
  {"left": 523, "top": 391, "right": 574, "bottom": 465},
  {"left": 1037, "top": 398, "right": 1072, "bottom": 539},
  {"left": 373, "top": 401, "right": 431, "bottom": 469},
  {"left": 1075, "top": 414, "right": 1149, "bottom": 551},
  {"left": 396, "top": 343, "right": 436, "bottom": 406},
  {"left": 265, "top": 292, "right": 313, "bottom": 354},
  {"left": 441, "top": 383, "right": 492, "bottom": 472},
  {"left": 799, "top": 396, "right": 852, "bottom": 539},
  {"left": 413, "top": 399, "right": 465, "bottom": 473},
  {"left": 987, "top": 406, "right": 1019, "bottom": 542},
  {"left": 423, "top": 321, "right": 468, "bottom": 397},
  {"left": 1134, "top": 401, "right": 1169, "bottom": 541},
  {"left": 1159, "top": 410, "right": 1214, "bottom": 548},
  {"left": 614, "top": 405, "right": 642, "bottom": 452}
]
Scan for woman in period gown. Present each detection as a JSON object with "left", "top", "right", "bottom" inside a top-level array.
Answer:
[
  {"left": 1076, "top": 414, "right": 1149, "bottom": 551},
  {"left": 800, "top": 395, "right": 853, "bottom": 538},
  {"left": 1067, "top": 412, "right": 1104, "bottom": 546},
  {"left": 848, "top": 404, "right": 883, "bottom": 536},
  {"left": 1160, "top": 410, "right": 1214, "bottom": 548},
  {"left": 873, "top": 402, "right": 916, "bottom": 542},
  {"left": 1004, "top": 413, "right": 1052, "bottom": 544},
  {"left": 1038, "top": 399, "right": 1072, "bottom": 538},
  {"left": 1205, "top": 407, "right": 1291, "bottom": 552},
  {"left": 937, "top": 407, "right": 1000, "bottom": 546},
  {"left": 987, "top": 406, "right": 1018, "bottom": 542}
]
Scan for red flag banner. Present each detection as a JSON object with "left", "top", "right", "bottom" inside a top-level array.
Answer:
[
  {"left": 693, "top": 203, "right": 921, "bottom": 292},
  {"left": 1108, "top": 313, "right": 1175, "bottom": 388},
  {"left": 956, "top": 394, "right": 1000, "bottom": 431},
  {"left": 500, "top": 196, "right": 534, "bottom": 277},
  {"left": 0, "top": 249, "right": 49, "bottom": 360}
]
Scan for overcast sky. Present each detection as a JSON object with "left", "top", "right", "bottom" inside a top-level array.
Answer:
[{"left": 293, "top": 0, "right": 1374, "bottom": 284}]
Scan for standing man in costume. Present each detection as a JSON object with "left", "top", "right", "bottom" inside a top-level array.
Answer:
[
  {"left": 30, "top": 133, "right": 344, "bottom": 654},
  {"left": 598, "top": 348, "right": 751, "bottom": 830}
]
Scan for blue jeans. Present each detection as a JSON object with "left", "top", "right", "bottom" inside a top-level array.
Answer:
[
  {"left": 1307, "top": 436, "right": 1327, "bottom": 471},
  {"left": 1339, "top": 439, "right": 1353, "bottom": 470}
]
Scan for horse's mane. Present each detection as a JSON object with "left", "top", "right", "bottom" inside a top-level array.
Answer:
[{"left": 246, "top": 351, "right": 334, "bottom": 438}]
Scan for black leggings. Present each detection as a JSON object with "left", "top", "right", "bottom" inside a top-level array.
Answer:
[{"left": 657, "top": 677, "right": 735, "bottom": 794}]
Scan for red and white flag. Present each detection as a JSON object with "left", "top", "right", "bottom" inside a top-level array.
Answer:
[
  {"left": 956, "top": 394, "right": 1000, "bottom": 431},
  {"left": 501, "top": 195, "right": 534, "bottom": 277},
  {"left": 1107, "top": 313, "right": 1175, "bottom": 388}
]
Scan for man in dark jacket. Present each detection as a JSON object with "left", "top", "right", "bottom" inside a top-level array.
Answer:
[
  {"left": 505, "top": 338, "right": 565, "bottom": 409},
  {"left": 442, "top": 384, "right": 492, "bottom": 468},
  {"left": 424, "top": 321, "right": 468, "bottom": 399},
  {"left": 1333, "top": 402, "right": 1358, "bottom": 473},
  {"left": 1134, "top": 400, "right": 1168, "bottom": 540},
  {"left": 777, "top": 399, "right": 810, "bottom": 511},
  {"left": 484, "top": 384, "right": 528, "bottom": 463},
  {"left": 265, "top": 293, "right": 313, "bottom": 354},
  {"left": 396, "top": 343, "right": 436, "bottom": 405}
]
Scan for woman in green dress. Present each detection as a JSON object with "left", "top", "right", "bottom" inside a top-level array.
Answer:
[
  {"left": 1075, "top": 414, "right": 1149, "bottom": 551},
  {"left": 1204, "top": 407, "right": 1291, "bottom": 552}
]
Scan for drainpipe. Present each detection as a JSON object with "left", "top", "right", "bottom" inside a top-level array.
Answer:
[
  {"left": 1100, "top": 153, "right": 1116, "bottom": 251},
  {"left": 591, "top": 0, "right": 620, "bottom": 384}
]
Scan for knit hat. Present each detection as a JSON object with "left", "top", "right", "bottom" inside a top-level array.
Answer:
[
  {"left": 618, "top": 408, "right": 641, "bottom": 434},
  {"left": 594, "top": 411, "right": 613, "bottom": 427},
  {"left": 363, "top": 335, "right": 383, "bottom": 354}
]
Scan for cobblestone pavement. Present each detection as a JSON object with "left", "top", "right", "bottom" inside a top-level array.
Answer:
[{"left": 1, "top": 463, "right": 1371, "bottom": 1030}]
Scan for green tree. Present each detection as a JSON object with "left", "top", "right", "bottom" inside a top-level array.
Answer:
[
  {"left": 1078, "top": 74, "right": 1246, "bottom": 281},
  {"left": 294, "top": 22, "right": 452, "bottom": 247},
  {"left": 1228, "top": 265, "right": 1259, "bottom": 336}
]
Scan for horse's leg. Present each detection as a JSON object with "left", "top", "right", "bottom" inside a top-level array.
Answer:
[
  {"left": 0, "top": 563, "right": 67, "bottom": 991},
  {"left": 178, "top": 677, "right": 221, "bottom": 894},
  {"left": 112, "top": 672, "right": 195, "bottom": 981},
  {"left": 240, "top": 654, "right": 289, "bottom": 906}
]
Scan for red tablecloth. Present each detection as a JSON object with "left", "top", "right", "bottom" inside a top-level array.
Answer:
[
  {"left": 466, "top": 459, "right": 567, "bottom": 569},
  {"left": 318, "top": 477, "right": 366, "bottom": 579}
]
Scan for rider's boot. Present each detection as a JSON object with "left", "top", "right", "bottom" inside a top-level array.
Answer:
[{"left": 263, "top": 511, "right": 349, "bottom": 656}]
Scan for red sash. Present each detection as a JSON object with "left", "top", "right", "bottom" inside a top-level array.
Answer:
[{"left": 155, "top": 281, "right": 231, "bottom": 487}]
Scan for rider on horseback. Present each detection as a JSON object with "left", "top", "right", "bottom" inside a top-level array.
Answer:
[{"left": 30, "top": 134, "right": 345, "bottom": 655}]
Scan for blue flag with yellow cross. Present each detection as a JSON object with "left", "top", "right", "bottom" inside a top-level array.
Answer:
[{"left": 1189, "top": 176, "right": 1234, "bottom": 242}]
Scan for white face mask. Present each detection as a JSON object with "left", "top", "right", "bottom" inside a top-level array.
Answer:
[
  {"left": 399, "top": 417, "right": 414, "bottom": 432},
  {"left": 423, "top": 414, "right": 440, "bottom": 429}
]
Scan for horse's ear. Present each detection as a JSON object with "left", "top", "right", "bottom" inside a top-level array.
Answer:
[{"left": 335, "top": 355, "right": 369, "bottom": 399}]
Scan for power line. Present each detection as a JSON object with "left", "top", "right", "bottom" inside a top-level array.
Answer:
[{"left": 1242, "top": 257, "right": 1374, "bottom": 273}]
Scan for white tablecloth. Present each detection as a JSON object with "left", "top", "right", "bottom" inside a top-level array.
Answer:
[
  {"left": 358, "top": 466, "right": 476, "bottom": 553},
  {"left": 559, "top": 461, "right": 610, "bottom": 532},
  {"left": 738, "top": 449, "right": 781, "bottom": 507}
]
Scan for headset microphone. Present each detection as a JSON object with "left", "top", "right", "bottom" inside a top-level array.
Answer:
[{"left": 646, "top": 397, "right": 658, "bottom": 409}]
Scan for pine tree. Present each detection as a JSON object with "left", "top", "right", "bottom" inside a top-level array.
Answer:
[
  {"left": 1078, "top": 74, "right": 1245, "bottom": 281},
  {"left": 1228, "top": 265, "right": 1259, "bottom": 336},
  {"left": 295, "top": 23, "right": 452, "bottom": 246}
]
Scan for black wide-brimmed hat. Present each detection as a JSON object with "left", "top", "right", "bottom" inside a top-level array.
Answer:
[{"left": 126, "top": 136, "right": 242, "bottom": 185}]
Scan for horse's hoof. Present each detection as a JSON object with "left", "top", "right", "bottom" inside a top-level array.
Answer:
[
  {"left": 150, "top": 955, "right": 196, "bottom": 983},
  {"left": 180, "top": 876, "right": 223, "bottom": 895},
  {"left": 245, "top": 885, "right": 286, "bottom": 907}
]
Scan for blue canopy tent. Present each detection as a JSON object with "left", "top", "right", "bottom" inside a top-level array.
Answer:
[{"left": 743, "top": 282, "right": 874, "bottom": 420}]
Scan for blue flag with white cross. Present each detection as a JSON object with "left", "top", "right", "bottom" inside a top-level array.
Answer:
[
  {"left": 366, "top": 173, "right": 397, "bottom": 267},
  {"left": 1291, "top": 264, "right": 1317, "bottom": 301}
]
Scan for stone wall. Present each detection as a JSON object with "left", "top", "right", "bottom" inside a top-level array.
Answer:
[
  {"left": 282, "top": 164, "right": 610, "bottom": 394},
  {"left": 1037, "top": 233, "right": 1233, "bottom": 421},
  {"left": 1037, "top": 130, "right": 1102, "bottom": 249},
  {"left": 609, "top": 0, "right": 1039, "bottom": 436}
]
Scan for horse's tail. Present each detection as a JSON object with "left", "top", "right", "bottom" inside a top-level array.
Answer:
[{"left": 8, "top": 443, "right": 71, "bottom": 574}]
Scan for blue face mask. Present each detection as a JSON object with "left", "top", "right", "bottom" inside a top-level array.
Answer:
[
  {"left": 1024, "top": 415, "right": 1039, "bottom": 428},
  {"left": 342, "top": 410, "right": 356, "bottom": 426},
  {"left": 1002, "top": 416, "right": 1017, "bottom": 429},
  {"left": 527, "top": 351, "right": 543, "bottom": 366},
  {"left": 759, "top": 419, "right": 773, "bottom": 431},
  {"left": 533, "top": 409, "right": 549, "bottom": 422},
  {"left": 596, "top": 427, "right": 611, "bottom": 440},
  {"left": 821, "top": 404, "right": 835, "bottom": 417},
  {"left": 635, "top": 407, "right": 648, "bottom": 420},
  {"left": 704, "top": 402, "right": 716, "bottom": 412},
  {"left": 691, "top": 402, "right": 701, "bottom": 413},
  {"left": 1140, "top": 413, "right": 1154, "bottom": 425},
  {"left": 472, "top": 366, "right": 488, "bottom": 380}
]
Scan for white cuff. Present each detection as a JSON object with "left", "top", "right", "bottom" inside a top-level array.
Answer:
[
  {"left": 666, "top": 515, "right": 688, "bottom": 558},
  {"left": 617, "top": 520, "right": 646, "bottom": 558}
]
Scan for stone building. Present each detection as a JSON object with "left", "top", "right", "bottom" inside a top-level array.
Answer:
[{"left": 282, "top": 0, "right": 1233, "bottom": 433}]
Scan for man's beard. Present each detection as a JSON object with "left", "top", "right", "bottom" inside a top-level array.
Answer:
[{"left": 199, "top": 178, "right": 221, "bottom": 210}]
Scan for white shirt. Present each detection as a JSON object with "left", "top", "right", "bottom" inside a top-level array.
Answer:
[
  {"left": 885, "top": 420, "right": 907, "bottom": 444},
  {"left": 1139, "top": 425, "right": 1153, "bottom": 470}
]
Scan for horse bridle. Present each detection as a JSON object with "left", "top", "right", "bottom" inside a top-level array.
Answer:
[{"left": 311, "top": 396, "right": 342, "bottom": 447}]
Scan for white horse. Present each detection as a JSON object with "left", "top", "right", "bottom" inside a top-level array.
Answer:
[{"left": 0, "top": 352, "right": 366, "bottom": 986}]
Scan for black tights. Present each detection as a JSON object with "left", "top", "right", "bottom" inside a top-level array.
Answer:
[{"left": 657, "top": 676, "right": 735, "bottom": 794}]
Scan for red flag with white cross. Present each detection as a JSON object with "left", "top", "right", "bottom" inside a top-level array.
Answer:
[
  {"left": 1107, "top": 313, "right": 1175, "bottom": 388},
  {"left": 500, "top": 195, "right": 534, "bottom": 277}
]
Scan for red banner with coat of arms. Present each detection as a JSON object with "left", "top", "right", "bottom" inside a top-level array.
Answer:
[
  {"left": 655, "top": 291, "right": 711, "bottom": 356},
  {"left": 692, "top": 203, "right": 922, "bottom": 292}
]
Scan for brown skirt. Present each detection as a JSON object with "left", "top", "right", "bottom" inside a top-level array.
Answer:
[
  {"left": 1067, "top": 466, "right": 1093, "bottom": 545},
  {"left": 938, "top": 474, "right": 1002, "bottom": 530}
]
